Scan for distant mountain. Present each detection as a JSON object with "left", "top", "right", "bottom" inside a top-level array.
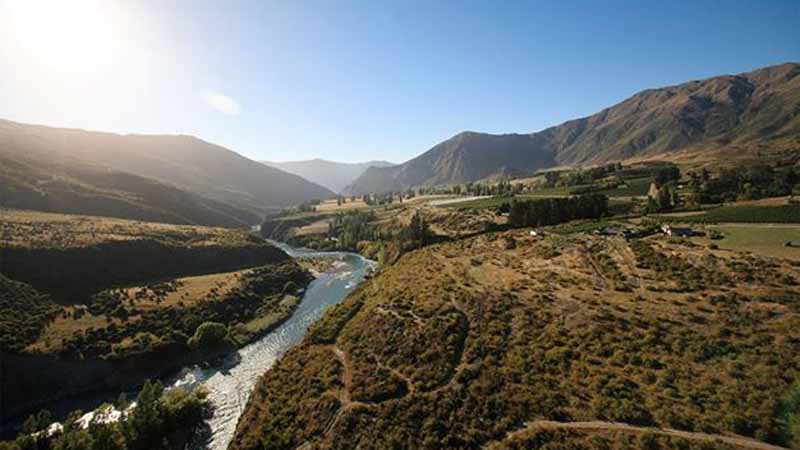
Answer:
[
  {"left": 346, "top": 62, "right": 800, "bottom": 194},
  {"left": 263, "top": 159, "right": 395, "bottom": 193},
  {"left": 0, "top": 119, "right": 335, "bottom": 221}
]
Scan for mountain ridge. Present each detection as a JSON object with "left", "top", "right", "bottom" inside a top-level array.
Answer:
[
  {"left": 0, "top": 119, "right": 335, "bottom": 222},
  {"left": 346, "top": 62, "right": 800, "bottom": 194}
]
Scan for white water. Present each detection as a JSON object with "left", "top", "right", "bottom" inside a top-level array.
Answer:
[{"left": 166, "top": 243, "right": 375, "bottom": 449}]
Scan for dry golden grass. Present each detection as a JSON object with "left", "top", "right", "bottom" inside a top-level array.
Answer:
[
  {"left": 125, "top": 269, "right": 249, "bottom": 310},
  {"left": 232, "top": 225, "right": 800, "bottom": 450},
  {"left": 27, "top": 269, "right": 252, "bottom": 353},
  {"left": 0, "top": 208, "right": 255, "bottom": 249},
  {"left": 29, "top": 308, "right": 116, "bottom": 353}
]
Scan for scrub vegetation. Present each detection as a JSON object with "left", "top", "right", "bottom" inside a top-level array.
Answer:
[{"left": 230, "top": 228, "right": 800, "bottom": 450}]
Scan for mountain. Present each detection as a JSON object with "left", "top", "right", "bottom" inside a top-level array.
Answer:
[
  {"left": 0, "top": 152, "right": 260, "bottom": 227},
  {"left": 346, "top": 62, "right": 800, "bottom": 194},
  {"left": 0, "top": 119, "right": 335, "bottom": 220},
  {"left": 262, "top": 159, "right": 395, "bottom": 193}
]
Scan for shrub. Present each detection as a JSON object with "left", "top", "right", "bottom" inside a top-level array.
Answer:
[
  {"left": 187, "top": 322, "right": 230, "bottom": 351},
  {"left": 778, "top": 382, "right": 800, "bottom": 448}
]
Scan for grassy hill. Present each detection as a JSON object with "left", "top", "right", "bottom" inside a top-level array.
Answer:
[
  {"left": 346, "top": 62, "right": 800, "bottom": 194},
  {"left": 0, "top": 209, "right": 290, "bottom": 303},
  {"left": 230, "top": 228, "right": 800, "bottom": 450},
  {"left": 0, "top": 153, "right": 261, "bottom": 227},
  {"left": 0, "top": 118, "right": 335, "bottom": 220}
]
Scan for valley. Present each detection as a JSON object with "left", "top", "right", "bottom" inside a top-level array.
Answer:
[{"left": 1, "top": 59, "right": 799, "bottom": 450}]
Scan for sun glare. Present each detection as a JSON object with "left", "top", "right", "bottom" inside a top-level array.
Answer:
[{"left": 1, "top": 0, "right": 144, "bottom": 82}]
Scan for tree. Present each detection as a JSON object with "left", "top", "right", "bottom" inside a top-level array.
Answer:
[
  {"left": 655, "top": 166, "right": 680, "bottom": 185},
  {"left": 187, "top": 322, "right": 230, "bottom": 351},
  {"left": 779, "top": 382, "right": 800, "bottom": 448},
  {"left": 401, "top": 210, "right": 431, "bottom": 249},
  {"left": 127, "top": 380, "right": 164, "bottom": 449}
]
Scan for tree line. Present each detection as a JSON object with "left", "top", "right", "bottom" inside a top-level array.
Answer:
[
  {"left": 506, "top": 194, "right": 609, "bottom": 228},
  {"left": 1, "top": 381, "right": 210, "bottom": 450}
]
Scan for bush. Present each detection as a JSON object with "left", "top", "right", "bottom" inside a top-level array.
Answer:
[
  {"left": 187, "top": 322, "right": 230, "bottom": 351},
  {"left": 778, "top": 382, "right": 800, "bottom": 448}
]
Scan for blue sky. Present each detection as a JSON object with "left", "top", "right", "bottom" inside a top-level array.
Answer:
[{"left": 0, "top": 0, "right": 798, "bottom": 163}]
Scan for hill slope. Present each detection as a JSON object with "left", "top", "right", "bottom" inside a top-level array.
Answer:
[
  {"left": 347, "top": 62, "right": 800, "bottom": 194},
  {"left": 230, "top": 230, "right": 800, "bottom": 450},
  {"left": 263, "top": 159, "right": 394, "bottom": 193},
  {"left": 0, "top": 119, "right": 335, "bottom": 218},
  {"left": 0, "top": 152, "right": 260, "bottom": 227}
]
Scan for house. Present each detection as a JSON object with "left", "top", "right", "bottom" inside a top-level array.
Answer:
[
  {"left": 661, "top": 224, "right": 698, "bottom": 237},
  {"left": 648, "top": 182, "right": 661, "bottom": 199}
]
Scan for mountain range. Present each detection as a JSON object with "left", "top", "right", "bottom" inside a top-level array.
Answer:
[
  {"left": 0, "top": 119, "right": 334, "bottom": 226},
  {"left": 262, "top": 159, "right": 394, "bottom": 193},
  {"left": 346, "top": 62, "right": 800, "bottom": 194}
]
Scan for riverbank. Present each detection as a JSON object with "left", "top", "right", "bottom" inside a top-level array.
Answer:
[
  {"left": 2, "top": 244, "right": 376, "bottom": 450},
  {"left": 1, "top": 261, "right": 314, "bottom": 436},
  {"left": 177, "top": 247, "right": 375, "bottom": 450}
]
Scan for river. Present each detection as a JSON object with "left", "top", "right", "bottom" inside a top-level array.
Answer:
[{"left": 167, "top": 242, "right": 375, "bottom": 449}]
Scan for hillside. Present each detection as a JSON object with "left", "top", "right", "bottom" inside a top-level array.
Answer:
[
  {"left": 0, "top": 209, "right": 313, "bottom": 421},
  {"left": 0, "top": 209, "right": 289, "bottom": 303},
  {"left": 263, "top": 159, "right": 394, "bottom": 193},
  {"left": 230, "top": 228, "right": 800, "bottom": 450},
  {"left": 0, "top": 152, "right": 260, "bottom": 227},
  {"left": 346, "top": 62, "right": 800, "bottom": 194},
  {"left": 0, "top": 119, "right": 335, "bottom": 219}
]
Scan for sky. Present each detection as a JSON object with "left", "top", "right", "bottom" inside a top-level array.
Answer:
[{"left": 0, "top": 1, "right": 798, "bottom": 164}]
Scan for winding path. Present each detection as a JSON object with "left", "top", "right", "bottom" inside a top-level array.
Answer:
[{"left": 487, "top": 420, "right": 789, "bottom": 450}]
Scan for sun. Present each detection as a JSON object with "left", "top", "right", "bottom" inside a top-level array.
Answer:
[{"left": 2, "top": 0, "right": 135, "bottom": 79}]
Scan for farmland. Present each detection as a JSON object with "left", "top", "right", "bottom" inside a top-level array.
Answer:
[
  {"left": 670, "top": 203, "right": 800, "bottom": 224},
  {"left": 704, "top": 224, "right": 800, "bottom": 260}
]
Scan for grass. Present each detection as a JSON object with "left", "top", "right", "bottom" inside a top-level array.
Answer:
[
  {"left": 664, "top": 203, "right": 800, "bottom": 224},
  {"left": 0, "top": 208, "right": 259, "bottom": 250},
  {"left": 443, "top": 177, "right": 653, "bottom": 211},
  {"left": 239, "top": 295, "right": 300, "bottom": 337},
  {"left": 595, "top": 177, "right": 654, "bottom": 197},
  {"left": 0, "top": 208, "right": 285, "bottom": 303},
  {"left": 705, "top": 224, "right": 800, "bottom": 260},
  {"left": 231, "top": 228, "right": 800, "bottom": 450}
]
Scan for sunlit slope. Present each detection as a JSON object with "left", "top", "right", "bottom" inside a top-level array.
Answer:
[
  {"left": 230, "top": 230, "right": 800, "bottom": 450},
  {"left": 0, "top": 152, "right": 260, "bottom": 227},
  {"left": 0, "top": 119, "right": 335, "bottom": 217}
]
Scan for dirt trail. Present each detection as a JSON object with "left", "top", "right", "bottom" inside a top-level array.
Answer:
[
  {"left": 610, "top": 239, "right": 646, "bottom": 296},
  {"left": 581, "top": 244, "right": 608, "bottom": 291},
  {"left": 332, "top": 346, "right": 352, "bottom": 405},
  {"left": 488, "top": 420, "right": 789, "bottom": 450}
]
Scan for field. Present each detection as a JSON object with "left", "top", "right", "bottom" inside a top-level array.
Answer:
[
  {"left": 704, "top": 224, "right": 800, "bottom": 260},
  {"left": 665, "top": 203, "right": 800, "bottom": 224},
  {"left": 594, "top": 176, "right": 654, "bottom": 197},
  {"left": 442, "top": 178, "right": 652, "bottom": 211},
  {"left": 230, "top": 227, "right": 800, "bottom": 450}
]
